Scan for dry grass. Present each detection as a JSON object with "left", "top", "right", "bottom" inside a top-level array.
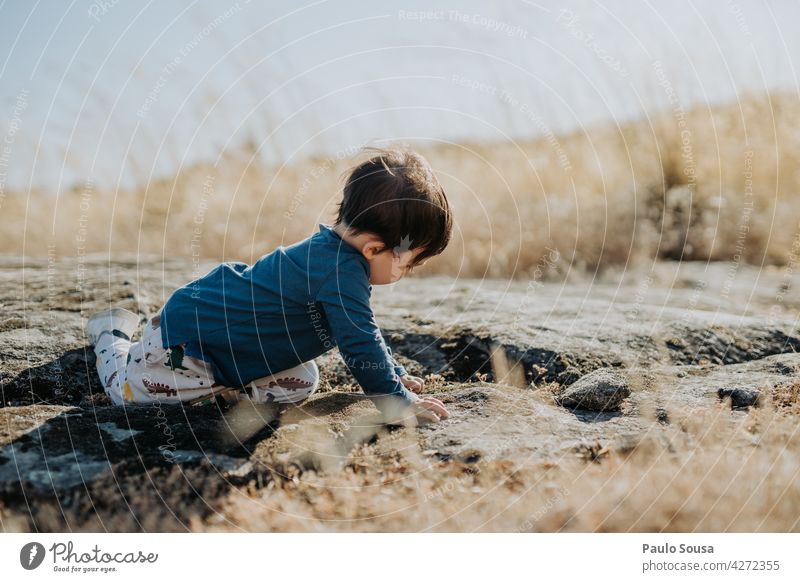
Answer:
[
  {"left": 3, "top": 91, "right": 800, "bottom": 278},
  {"left": 199, "top": 383, "right": 800, "bottom": 532},
  {"left": 1, "top": 375, "right": 797, "bottom": 532}
]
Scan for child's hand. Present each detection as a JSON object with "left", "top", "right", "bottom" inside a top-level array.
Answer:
[
  {"left": 400, "top": 374, "right": 426, "bottom": 393},
  {"left": 411, "top": 395, "right": 450, "bottom": 424}
]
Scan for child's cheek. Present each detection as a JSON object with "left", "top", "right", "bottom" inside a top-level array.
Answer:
[
  {"left": 390, "top": 259, "right": 406, "bottom": 281},
  {"left": 370, "top": 258, "right": 393, "bottom": 284}
]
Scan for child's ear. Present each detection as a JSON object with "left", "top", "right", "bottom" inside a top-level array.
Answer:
[{"left": 361, "top": 239, "right": 387, "bottom": 260}]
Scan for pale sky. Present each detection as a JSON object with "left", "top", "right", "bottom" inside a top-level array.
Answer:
[{"left": 1, "top": 0, "right": 798, "bottom": 191}]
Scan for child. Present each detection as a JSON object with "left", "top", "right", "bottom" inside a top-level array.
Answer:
[{"left": 87, "top": 148, "right": 452, "bottom": 424}]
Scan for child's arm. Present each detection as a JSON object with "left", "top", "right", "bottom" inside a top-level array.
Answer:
[
  {"left": 383, "top": 342, "right": 408, "bottom": 377},
  {"left": 316, "top": 259, "right": 447, "bottom": 422}
]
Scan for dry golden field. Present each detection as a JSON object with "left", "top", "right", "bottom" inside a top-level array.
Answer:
[{"left": 3, "top": 91, "right": 799, "bottom": 279}]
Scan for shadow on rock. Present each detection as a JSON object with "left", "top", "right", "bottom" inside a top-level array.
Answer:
[
  {"left": 0, "top": 391, "right": 394, "bottom": 532},
  {"left": 565, "top": 408, "right": 625, "bottom": 423},
  {"left": 0, "top": 403, "right": 262, "bottom": 532},
  {"left": 1, "top": 347, "right": 104, "bottom": 408}
]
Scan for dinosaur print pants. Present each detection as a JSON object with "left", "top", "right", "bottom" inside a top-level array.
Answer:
[{"left": 93, "top": 313, "right": 319, "bottom": 406}]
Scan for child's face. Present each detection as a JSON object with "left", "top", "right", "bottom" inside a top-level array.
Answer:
[{"left": 367, "top": 246, "right": 427, "bottom": 285}]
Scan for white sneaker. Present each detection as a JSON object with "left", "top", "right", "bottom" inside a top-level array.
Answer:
[{"left": 86, "top": 307, "right": 140, "bottom": 346}]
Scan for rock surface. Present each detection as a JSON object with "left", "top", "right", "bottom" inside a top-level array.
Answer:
[{"left": 0, "top": 256, "right": 798, "bottom": 531}]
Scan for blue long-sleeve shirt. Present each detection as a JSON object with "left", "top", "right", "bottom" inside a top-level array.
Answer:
[{"left": 159, "top": 223, "right": 416, "bottom": 411}]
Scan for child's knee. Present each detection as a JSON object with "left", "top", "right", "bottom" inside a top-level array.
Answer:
[
  {"left": 111, "top": 374, "right": 155, "bottom": 404},
  {"left": 105, "top": 372, "right": 148, "bottom": 405},
  {"left": 250, "top": 360, "right": 319, "bottom": 404}
]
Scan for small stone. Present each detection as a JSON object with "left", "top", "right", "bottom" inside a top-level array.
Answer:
[
  {"left": 223, "top": 460, "right": 254, "bottom": 478},
  {"left": 718, "top": 387, "right": 760, "bottom": 408},
  {"left": 556, "top": 369, "right": 631, "bottom": 411},
  {"left": 666, "top": 337, "right": 687, "bottom": 349},
  {"left": 457, "top": 449, "right": 482, "bottom": 464},
  {"left": 773, "top": 361, "right": 799, "bottom": 375}
]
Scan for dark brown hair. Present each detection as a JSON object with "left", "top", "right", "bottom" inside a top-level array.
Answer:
[{"left": 335, "top": 147, "right": 452, "bottom": 266}]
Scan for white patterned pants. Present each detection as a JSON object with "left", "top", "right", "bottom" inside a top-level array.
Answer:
[{"left": 93, "top": 313, "right": 319, "bottom": 406}]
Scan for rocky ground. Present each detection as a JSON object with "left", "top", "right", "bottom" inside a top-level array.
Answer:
[{"left": 0, "top": 255, "right": 799, "bottom": 532}]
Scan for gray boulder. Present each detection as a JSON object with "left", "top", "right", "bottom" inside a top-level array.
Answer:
[
  {"left": 556, "top": 369, "right": 631, "bottom": 411},
  {"left": 717, "top": 386, "right": 761, "bottom": 408}
]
